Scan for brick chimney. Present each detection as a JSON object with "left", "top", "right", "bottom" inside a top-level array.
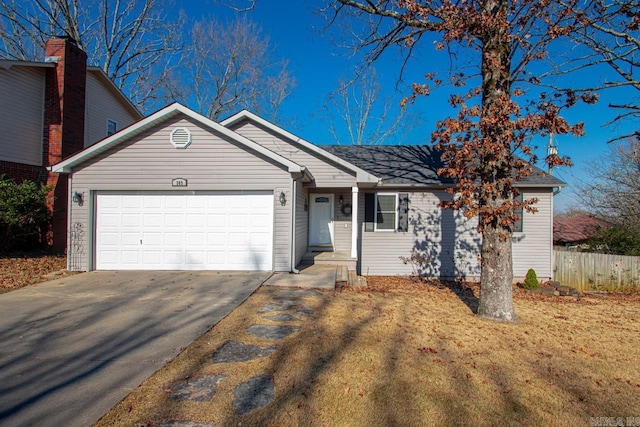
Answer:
[{"left": 43, "top": 36, "right": 87, "bottom": 251}]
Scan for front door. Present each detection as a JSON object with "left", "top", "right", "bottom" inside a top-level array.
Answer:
[{"left": 309, "top": 194, "right": 334, "bottom": 248}]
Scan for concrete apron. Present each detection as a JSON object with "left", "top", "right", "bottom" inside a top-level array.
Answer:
[
  {"left": 263, "top": 264, "right": 337, "bottom": 290},
  {"left": 0, "top": 270, "right": 268, "bottom": 427}
]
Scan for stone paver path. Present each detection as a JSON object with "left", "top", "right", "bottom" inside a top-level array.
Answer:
[
  {"left": 162, "top": 287, "right": 319, "bottom": 421},
  {"left": 262, "top": 313, "right": 299, "bottom": 322},
  {"left": 233, "top": 375, "right": 275, "bottom": 415},
  {"left": 168, "top": 374, "right": 226, "bottom": 402},
  {"left": 212, "top": 340, "right": 277, "bottom": 364},
  {"left": 247, "top": 324, "right": 301, "bottom": 340}
]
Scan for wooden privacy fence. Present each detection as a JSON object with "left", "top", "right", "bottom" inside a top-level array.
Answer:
[{"left": 553, "top": 248, "right": 640, "bottom": 292}]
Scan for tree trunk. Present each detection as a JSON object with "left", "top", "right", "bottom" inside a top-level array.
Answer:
[
  {"left": 476, "top": 0, "right": 518, "bottom": 322},
  {"left": 478, "top": 221, "right": 517, "bottom": 322}
]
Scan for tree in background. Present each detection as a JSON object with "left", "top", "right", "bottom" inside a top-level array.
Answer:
[
  {"left": 325, "top": 68, "right": 421, "bottom": 145},
  {"left": 0, "top": 0, "right": 183, "bottom": 110},
  {"left": 578, "top": 138, "right": 640, "bottom": 231},
  {"left": 566, "top": 0, "right": 639, "bottom": 142},
  {"left": 180, "top": 17, "right": 295, "bottom": 122},
  {"left": 324, "top": 0, "right": 609, "bottom": 322},
  {"left": 0, "top": 1, "right": 294, "bottom": 119}
]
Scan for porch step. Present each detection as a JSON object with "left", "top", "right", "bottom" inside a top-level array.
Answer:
[
  {"left": 302, "top": 251, "right": 357, "bottom": 270},
  {"left": 336, "top": 265, "right": 349, "bottom": 288},
  {"left": 348, "top": 270, "right": 361, "bottom": 289}
]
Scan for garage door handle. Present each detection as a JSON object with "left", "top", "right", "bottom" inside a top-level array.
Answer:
[{"left": 140, "top": 239, "right": 142, "bottom": 245}]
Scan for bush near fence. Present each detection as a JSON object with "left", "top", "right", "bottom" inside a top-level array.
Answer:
[{"left": 553, "top": 248, "right": 640, "bottom": 292}]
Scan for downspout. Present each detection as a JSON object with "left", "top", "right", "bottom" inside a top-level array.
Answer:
[{"left": 290, "top": 171, "right": 304, "bottom": 274}]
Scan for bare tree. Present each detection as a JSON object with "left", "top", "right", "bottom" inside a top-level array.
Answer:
[
  {"left": 179, "top": 17, "right": 295, "bottom": 122},
  {"left": 565, "top": 0, "right": 639, "bottom": 141},
  {"left": 578, "top": 138, "right": 640, "bottom": 230},
  {"left": 0, "top": 0, "right": 184, "bottom": 111},
  {"left": 324, "top": 0, "right": 606, "bottom": 322},
  {"left": 326, "top": 68, "right": 420, "bottom": 145}
]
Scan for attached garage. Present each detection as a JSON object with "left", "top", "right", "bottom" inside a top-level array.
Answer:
[
  {"left": 53, "top": 104, "right": 305, "bottom": 272},
  {"left": 95, "top": 192, "right": 274, "bottom": 270}
]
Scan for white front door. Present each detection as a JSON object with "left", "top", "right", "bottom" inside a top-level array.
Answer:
[{"left": 309, "top": 194, "right": 334, "bottom": 247}]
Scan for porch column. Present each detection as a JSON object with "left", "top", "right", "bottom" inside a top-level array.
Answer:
[{"left": 351, "top": 186, "right": 358, "bottom": 259}]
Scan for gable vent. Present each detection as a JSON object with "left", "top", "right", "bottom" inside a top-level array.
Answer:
[{"left": 170, "top": 127, "right": 192, "bottom": 149}]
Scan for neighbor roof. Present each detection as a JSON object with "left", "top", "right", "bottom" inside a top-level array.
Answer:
[
  {"left": 554, "top": 215, "right": 611, "bottom": 244},
  {"left": 323, "top": 145, "right": 566, "bottom": 188}
]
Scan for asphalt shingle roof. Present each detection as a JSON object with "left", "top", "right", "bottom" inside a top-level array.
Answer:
[{"left": 322, "top": 145, "right": 566, "bottom": 187}]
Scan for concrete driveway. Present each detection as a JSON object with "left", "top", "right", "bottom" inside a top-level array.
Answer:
[{"left": 0, "top": 270, "right": 269, "bottom": 427}]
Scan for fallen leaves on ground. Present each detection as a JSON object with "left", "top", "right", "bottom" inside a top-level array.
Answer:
[
  {"left": 97, "top": 277, "right": 640, "bottom": 427},
  {"left": 0, "top": 251, "right": 68, "bottom": 293}
]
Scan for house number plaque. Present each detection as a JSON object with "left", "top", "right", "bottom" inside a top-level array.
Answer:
[{"left": 171, "top": 178, "right": 188, "bottom": 187}]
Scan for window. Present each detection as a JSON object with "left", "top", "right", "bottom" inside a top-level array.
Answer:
[
  {"left": 375, "top": 193, "right": 398, "bottom": 231},
  {"left": 514, "top": 193, "right": 523, "bottom": 232},
  {"left": 106, "top": 119, "right": 117, "bottom": 136}
]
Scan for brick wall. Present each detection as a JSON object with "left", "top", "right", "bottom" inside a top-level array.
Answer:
[
  {"left": 0, "top": 161, "right": 46, "bottom": 183},
  {"left": 44, "top": 37, "right": 87, "bottom": 252}
]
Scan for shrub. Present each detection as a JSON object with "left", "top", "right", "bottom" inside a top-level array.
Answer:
[
  {"left": 0, "top": 175, "right": 52, "bottom": 251},
  {"left": 586, "top": 226, "right": 640, "bottom": 256},
  {"left": 523, "top": 268, "right": 539, "bottom": 290}
]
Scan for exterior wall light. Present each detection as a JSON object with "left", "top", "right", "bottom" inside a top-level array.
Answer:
[
  {"left": 72, "top": 191, "right": 84, "bottom": 206},
  {"left": 279, "top": 191, "right": 286, "bottom": 206},
  {"left": 339, "top": 195, "right": 344, "bottom": 205}
]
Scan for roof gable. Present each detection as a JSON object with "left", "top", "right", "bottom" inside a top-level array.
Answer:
[
  {"left": 51, "top": 103, "right": 303, "bottom": 174},
  {"left": 221, "top": 110, "right": 379, "bottom": 184}
]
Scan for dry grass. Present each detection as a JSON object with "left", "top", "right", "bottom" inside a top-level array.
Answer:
[
  {"left": 0, "top": 251, "right": 68, "bottom": 293},
  {"left": 96, "top": 279, "right": 640, "bottom": 427}
]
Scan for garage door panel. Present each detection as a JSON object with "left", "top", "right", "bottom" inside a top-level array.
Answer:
[
  {"left": 229, "top": 214, "right": 249, "bottom": 228},
  {"left": 143, "top": 214, "right": 162, "bottom": 227},
  {"left": 96, "top": 193, "right": 273, "bottom": 271},
  {"left": 122, "top": 197, "right": 142, "bottom": 209},
  {"left": 165, "top": 214, "right": 183, "bottom": 227},
  {"left": 164, "top": 251, "right": 183, "bottom": 264},
  {"left": 186, "top": 214, "right": 205, "bottom": 227},
  {"left": 164, "top": 233, "right": 183, "bottom": 246}
]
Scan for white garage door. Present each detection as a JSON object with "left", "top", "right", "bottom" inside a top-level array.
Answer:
[{"left": 96, "top": 192, "right": 273, "bottom": 270}]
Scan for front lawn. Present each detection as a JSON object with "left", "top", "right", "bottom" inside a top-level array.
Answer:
[
  {"left": 0, "top": 251, "right": 67, "bottom": 293},
  {"left": 96, "top": 279, "right": 640, "bottom": 426}
]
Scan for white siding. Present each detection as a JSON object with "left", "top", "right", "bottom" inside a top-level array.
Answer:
[
  {"left": 69, "top": 113, "right": 292, "bottom": 271},
  {"left": 512, "top": 190, "right": 554, "bottom": 279},
  {"left": 0, "top": 66, "right": 45, "bottom": 165},
  {"left": 332, "top": 189, "right": 352, "bottom": 252},
  {"left": 359, "top": 189, "right": 554, "bottom": 280},
  {"left": 230, "top": 121, "right": 357, "bottom": 187},
  {"left": 294, "top": 180, "right": 309, "bottom": 266},
  {"left": 360, "top": 190, "right": 481, "bottom": 277},
  {"left": 84, "top": 71, "right": 139, "bottom": 147}
]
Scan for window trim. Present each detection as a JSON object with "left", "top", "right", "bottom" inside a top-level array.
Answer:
[
  {"left": 106, "top": 118, "right": 117, "bottom": 136},
  {"left": 374, "top": 192, "right": 398, "bottom": 232},
  {"left": 514, "top": 193, "right": 524, "bottom": 233}
]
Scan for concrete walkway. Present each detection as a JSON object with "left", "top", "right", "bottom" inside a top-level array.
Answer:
[
  {"left": 0, "top": 270, "right": 268, "bottom": 427},
  {"left": 262, "top": 264, "right": 337, "bottom": 290}
]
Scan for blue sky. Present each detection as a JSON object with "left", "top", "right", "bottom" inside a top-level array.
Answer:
[{"left": 178, "top": 1, "right": 636, "bottom": 213}]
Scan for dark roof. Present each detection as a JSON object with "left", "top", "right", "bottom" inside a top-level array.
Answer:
[
  {"left": 322, "top": 145, "right": 566, "bottom": 187},
  {"left": 554, "top": 215, "right": 611, "bottom": 244},
  {"left": 323, "top": 145, "right": 450, "bottom": 185}
]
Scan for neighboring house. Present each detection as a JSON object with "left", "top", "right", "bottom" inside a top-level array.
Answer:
[
  {"left": 554, "top": 214, "right": 610, "bottom": 247},
  {"left": 0, "top": 36, "right": 141, "bottom": 250},
  {"left": 51, "top": 103, "right": 563, "bottom": 280}
]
